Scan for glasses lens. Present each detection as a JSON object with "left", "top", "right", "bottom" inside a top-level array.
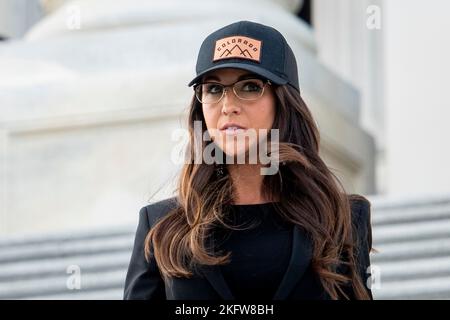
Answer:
[
  {"left": 234, "top": 79, "right": 265, "bottom": 100},
  {"left": 194, "top": 79, "right": 266, "bottom": 103},
  {"left": 196, "top": 83, "right": 224, "bottom": 104}
]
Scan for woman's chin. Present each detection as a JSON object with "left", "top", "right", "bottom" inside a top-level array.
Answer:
[
  {"left": 223, "top": 148, "right": 246, "bottom": 160},
  {"left": 217, "top": 143, "right": 255, "bottom": 163}
]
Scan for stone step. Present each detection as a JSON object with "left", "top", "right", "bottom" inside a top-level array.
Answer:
[
  {"left": 0, "top": 234, "right": 134, "bottom": 264},
  {"left": 372, "top": 276, "right": 450, "bottom": 300},
  {"left": 0, "top": 251, "right": 131, "bottom": 281},
  {"left": 0, "top": 226, "right": 135, "bottom": 248},
  {"left": 368, "top": 193, "right": 450, "bottom": 211},
  {"left": 372, "top": 204, "right": 450, "bottom": 226},
  {"left": 371, "top": 256, "right": 450, "bottom": 281},
  {"left": 0, "top": 268, "right": 127, "bottom": 299},
  {"left": 371, "top": 238, "right": 450, "bottom": 262},
  {"left": 372, "top": 219, "right": 450, "bottom": 244},
  {"left": 23, "top": 288, "right": 124, "bottom": 300}
]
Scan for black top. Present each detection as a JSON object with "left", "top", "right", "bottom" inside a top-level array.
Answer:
[{"left": 212, "top": 202, "right": 294, "bottom": 300}]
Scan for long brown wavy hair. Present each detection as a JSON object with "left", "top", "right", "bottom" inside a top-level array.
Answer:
[{"left": 144, "top": 83, "right": 372, "bottom": 300}]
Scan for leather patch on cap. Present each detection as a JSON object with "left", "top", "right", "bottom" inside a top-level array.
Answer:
[{"left": 213, "top": 36, "right": 262, "bottom": 62}]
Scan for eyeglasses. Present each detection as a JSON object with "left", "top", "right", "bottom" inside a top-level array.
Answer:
[{"left": 193, "top": 78, "right": 271, "bottom": 104}]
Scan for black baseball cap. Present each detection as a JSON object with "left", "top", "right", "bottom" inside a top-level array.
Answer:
[{"left": 188, "top": 20, "right": 300, "bottom": 92}]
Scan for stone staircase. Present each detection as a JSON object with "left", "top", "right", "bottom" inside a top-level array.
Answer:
[
  {"left": 0, "top": 194, "right": 449, "bottom": 300},
  {"left": 0, "top": 227, "right": 135, "bottom": 299},
  {"left": 368, "top": 194, "right": 450, "bottom": 299}
]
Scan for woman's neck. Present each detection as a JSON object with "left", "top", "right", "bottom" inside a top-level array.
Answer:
[{"left": 227, "top": 164, "right": 273, "bottom": 205}]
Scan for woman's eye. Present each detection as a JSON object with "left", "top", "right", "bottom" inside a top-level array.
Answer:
[
  {"left": 241, "top": 81, "right": 263, "bottom": 92},
  {"left": 205, "top": 84, "right": 223, "bottom": 94}
]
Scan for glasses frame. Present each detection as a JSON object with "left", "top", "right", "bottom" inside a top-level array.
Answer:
[{"left": 193, "top": 78, "right": 272, "bottom": 104}]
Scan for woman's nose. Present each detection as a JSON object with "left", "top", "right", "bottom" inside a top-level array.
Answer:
[{"left": 221, "top": 89, "right": 241, "bottom": 114}]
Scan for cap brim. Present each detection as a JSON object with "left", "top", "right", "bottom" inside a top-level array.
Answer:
[{"left": 187, "top": 63, "right": 288, "bottom": 87}]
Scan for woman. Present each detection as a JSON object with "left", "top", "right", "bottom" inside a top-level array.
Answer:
[{"left": 124, "top": 20, "right": 373, "bottom": 300}]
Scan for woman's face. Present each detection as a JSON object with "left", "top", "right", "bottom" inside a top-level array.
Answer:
[{"left": 200, "top": 68, "right": 276, "bottom": 160}]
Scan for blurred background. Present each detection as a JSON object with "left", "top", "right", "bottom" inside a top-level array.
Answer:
[{"left": 0, "top": 0, "right": 449, "bottom": 299}]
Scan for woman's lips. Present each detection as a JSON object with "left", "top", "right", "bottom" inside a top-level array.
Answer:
[{"left": 220, "top": 127, "right": 248, "bottom": 135}]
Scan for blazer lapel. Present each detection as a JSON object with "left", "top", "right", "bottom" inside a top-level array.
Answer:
[
  {"left": 200, "top": 224, "right": 312, "bottom": 300},
  {"left": 272, "top": 224, "right": 313, "bottom": 300},
  {"left": 200, "top": 234, "right": 235, "bottom": 300},
  {"left": 201, "top": 264, "right": 235, "bottom": 300}
]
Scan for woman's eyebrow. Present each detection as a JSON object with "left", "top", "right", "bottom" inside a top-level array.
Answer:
[{"left": 203, "top": 73, "right": 255, "bottom": 82}]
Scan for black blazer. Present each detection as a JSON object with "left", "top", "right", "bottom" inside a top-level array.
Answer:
[{"left": 123, "top": 197, "right": 373, "bottom": 300}]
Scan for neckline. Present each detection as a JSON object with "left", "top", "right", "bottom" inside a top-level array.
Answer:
[{"left": 230, "top": 201, "right": 279, "bottom": 207}]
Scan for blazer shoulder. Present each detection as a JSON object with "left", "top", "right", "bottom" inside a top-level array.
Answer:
[
  {"left": 142, "top": 196, "right": 180, "bottom": 227},
  {"left": 347, "top": 193, "right": 372, "bottom": 250},
  {"left": 348, "top": 194, "right": 371, "bottom": 224}
]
